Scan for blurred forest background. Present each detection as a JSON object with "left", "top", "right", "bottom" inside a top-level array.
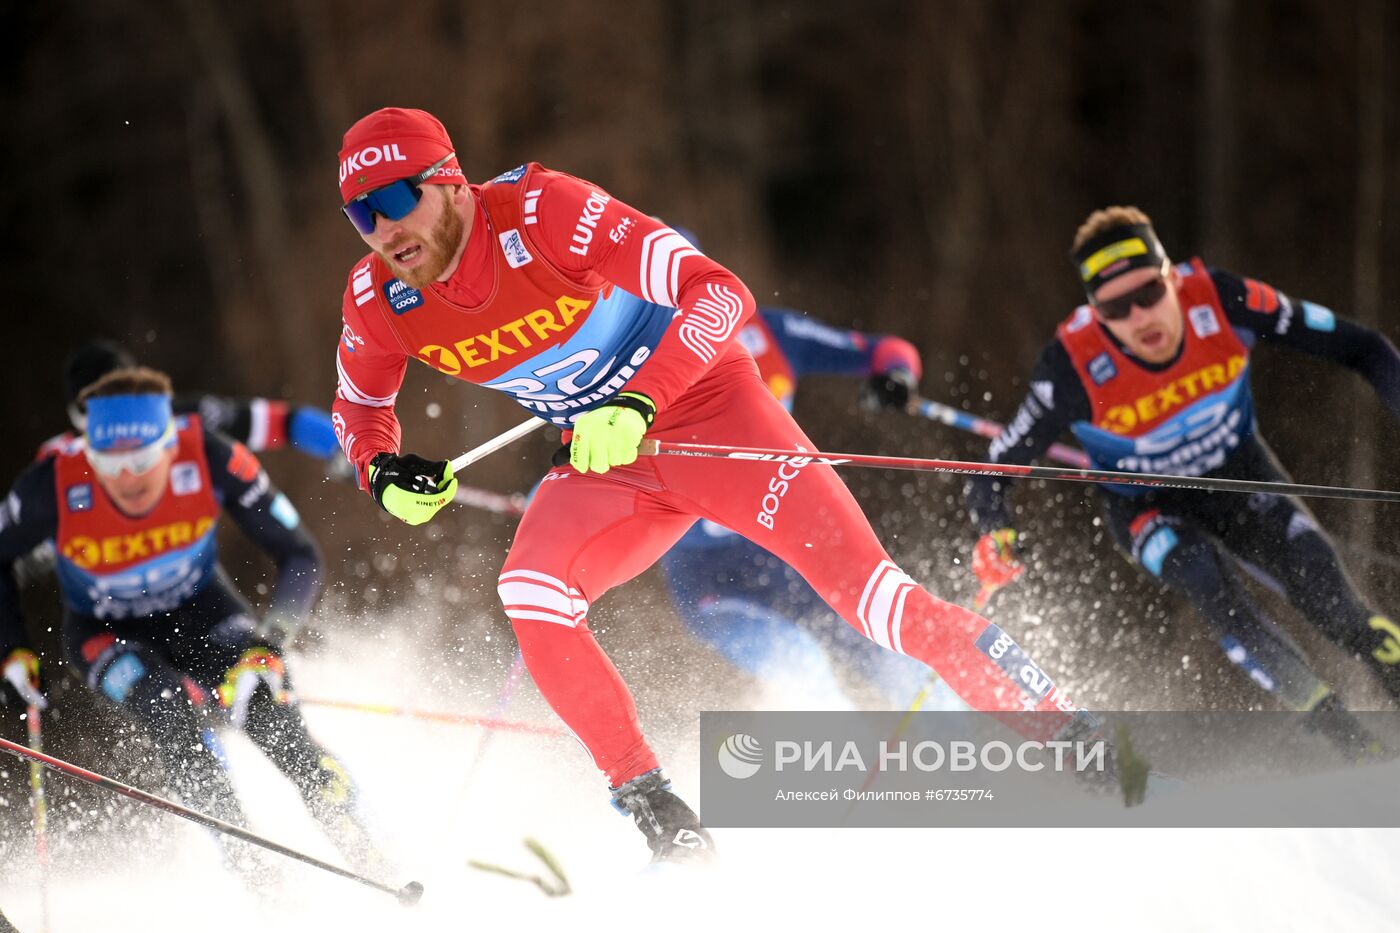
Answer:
[{"left": 3, "top": 0, "right": 1400, "bottom": 820}]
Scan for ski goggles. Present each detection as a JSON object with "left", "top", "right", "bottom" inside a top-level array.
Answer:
[
  {"left": 84, "top": 423, "right": 176, "bottom": 477},
  {"left": 341, "top": 152, "right": 456, "bottom": 235},
  {"left": 1093, "top": 264, "right": 1171, "bottom": 321}
]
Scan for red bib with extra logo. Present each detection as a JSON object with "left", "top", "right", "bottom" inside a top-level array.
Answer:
[
  {"left": 52, "top": 416, "right": 222, "bottom": 619},
  {"left": 350, "top": 163, "right": 601, "bottom": 385},
  {"left": 345, "top": 163, "right": 676, "bottom": 426},
  {"left": 1055, "top": 258, "right": 1255, "bottom": 484}
]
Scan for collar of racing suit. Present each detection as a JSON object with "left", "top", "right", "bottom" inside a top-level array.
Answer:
[{"left": 430, "top": 194, "right": 495, "bottom": 308}]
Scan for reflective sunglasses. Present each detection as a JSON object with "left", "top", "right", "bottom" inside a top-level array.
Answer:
[
  {"left": 84, "top": 427, "right": 175, "bottom": 477},
  {"left": 341, "top": 152, "right": 456, "bottom": 235},
  {"left": 1094, "top": 272, "right": 1170, "bottom": 322}
]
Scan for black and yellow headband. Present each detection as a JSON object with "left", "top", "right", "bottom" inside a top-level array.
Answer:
[{"left": 1071, "top": 223, "right": 1168, "bottom": 298}]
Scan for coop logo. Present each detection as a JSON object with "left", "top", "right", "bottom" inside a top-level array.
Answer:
[
  {"left": 65, "top": 484, "right": 92, "bottom": 513},
  {"left": 717, "top": 733, "right": 764, "bottom": 779},
  {"left": 384, "top": 279, "right": 423, "bottom": 315},
  {"left": 1088, "top": 352, "right": 1117, "bottom": 386},
  {"left": 338, "top": 144, "right": 407, "bottom": 184}
]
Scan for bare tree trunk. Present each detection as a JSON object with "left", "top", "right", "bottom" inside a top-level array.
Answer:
[
  {"left": 1197, "top": 0, "right": 1236, "bottom": 260},
  {"left": 907, "top": 3, "right": 1059, "bottom": 361},
  {"left": 290, "top": 0, "right": 353, "bottom": 150},
  {"left": 177, "top": 0, "right": 314, "bottom": 396},
  {"left": 185, "top": 88, "right": 241, "bottom": 316},
  {"left": 1349, "top": 0, "right": 1385, "bottom": 553}
]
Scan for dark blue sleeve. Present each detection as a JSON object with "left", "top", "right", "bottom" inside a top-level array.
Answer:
[
  {"left": 1212, "top": 268, "right": 1400, "bottom": 423},
  {"left": 964, "top": 340, "right": 1088, "bottom": 533},
  {"left": 0, "top": 460, "right": 59, "bottom": 655},
  {"left": 760, "top": 308, "right": 920, "bottom": 379},
  {"left": 203, "top": 431, "right": 324, "bottom": 622}
]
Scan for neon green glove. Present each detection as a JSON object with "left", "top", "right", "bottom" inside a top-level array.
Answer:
[
  {"left": 569, "top": 392, "right": 656, "bottom": 474},
  {"left": 368, "top": 452, "right": 458, "bottom": 525}
]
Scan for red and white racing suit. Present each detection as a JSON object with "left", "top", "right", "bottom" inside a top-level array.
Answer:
[{"left": 334, "top": 163, "right": 1079, "bottom": 786}]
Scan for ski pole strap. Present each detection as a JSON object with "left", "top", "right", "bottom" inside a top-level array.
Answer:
[
  {"left": 907, "top": 396, "right": 1400, "bottom": 569},
  {"left": 635, "top": 439, "right": 1400, "bottom": 503}
]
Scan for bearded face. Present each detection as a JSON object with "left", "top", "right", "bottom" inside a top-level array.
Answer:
[{"left": 373, "top": 186, "right": 466, "bottom": 289}]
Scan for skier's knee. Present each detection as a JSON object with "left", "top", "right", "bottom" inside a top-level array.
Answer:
[
  {"left": 294, "top": 752, "right": 359, "bottom": 814},
  {"left": 88, "top": 644, "right": 205, "bottom": 734},
  {"left": 1158, "top": 535, "right": 1227, "bottom": 591},
  {"left": 497, "top": 568, "right": 588, "bottom": 630},
  {"left": 1125, "top": 512, "right": 1192, "bottom": 580}
]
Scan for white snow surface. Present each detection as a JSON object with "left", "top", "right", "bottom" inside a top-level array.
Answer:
[{"left": 2, "top": 627, "right": 1398, "bottom": 933}]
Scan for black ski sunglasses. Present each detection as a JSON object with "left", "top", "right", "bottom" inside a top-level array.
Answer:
[{"left": 1094, "top": 264, "right": 1172, "bottom": 321}]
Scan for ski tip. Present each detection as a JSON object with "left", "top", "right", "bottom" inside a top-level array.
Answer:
[{"left": 397, "top": 880, "right": 425, "bottom": 907}]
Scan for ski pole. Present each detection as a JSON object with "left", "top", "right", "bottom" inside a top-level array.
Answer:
[
  {"left": 0, "top": 736, "right": 424, "bottom": 906},
  {"left": 449, "top": 418, "right": 549, "bottom": 474},
  {"left": 636, "top": 439, "right": 1400, "bottom": 503},
  {"left": 464, "top": 649, "right": 530, "bottom": 790},
  {"left": 908, "top": 396, "right": 1300, "bottom": 597},
  {"left": 907, "top": 397, "right": 1090, "bottom": 468},
  {"left": 454, "top": 485, "right": 527, "bottom": 517},
  {"left": 299, "top": 696, "right": 565, "bottom": 737},
  {"left": 838, "top": 673, "right": 946, "bottom": 826},
  {"left": 909, "top": 396, "right": 1400, "bottom": 576},
  {"left": 26, "top": 707, "right": 50, "bottom": 933}
]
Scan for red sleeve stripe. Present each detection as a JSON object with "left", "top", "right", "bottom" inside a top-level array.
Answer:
[{"left": 352, "top": 263, "right": 375, "bottom": 306}]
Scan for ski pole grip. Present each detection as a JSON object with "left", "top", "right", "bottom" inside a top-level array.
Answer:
[
  {"left": 639, "top": 439, "right": 660, "bottom": 456},
  {"left": 550, "top": 444, "right": 570, "bottom": 468}
]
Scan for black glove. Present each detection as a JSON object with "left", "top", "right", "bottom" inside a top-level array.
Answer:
[
  {"left": 860, "top": 369, "right": 917, "bottom": 412},
  {"left": 367, "top": 452, "right": 458, "bottom": 525}
]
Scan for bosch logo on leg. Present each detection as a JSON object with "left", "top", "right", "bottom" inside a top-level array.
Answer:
[{"left": 756, "top": 454, "right": 814, "bottom": 531}]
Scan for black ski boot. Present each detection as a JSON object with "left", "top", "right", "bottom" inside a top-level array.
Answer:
[
  {"left": 1302, "top": 693, "right": 1389, "bottom": 764},
  {"left": 610, "top": 769, "right": 715, "bottom": 863}
]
